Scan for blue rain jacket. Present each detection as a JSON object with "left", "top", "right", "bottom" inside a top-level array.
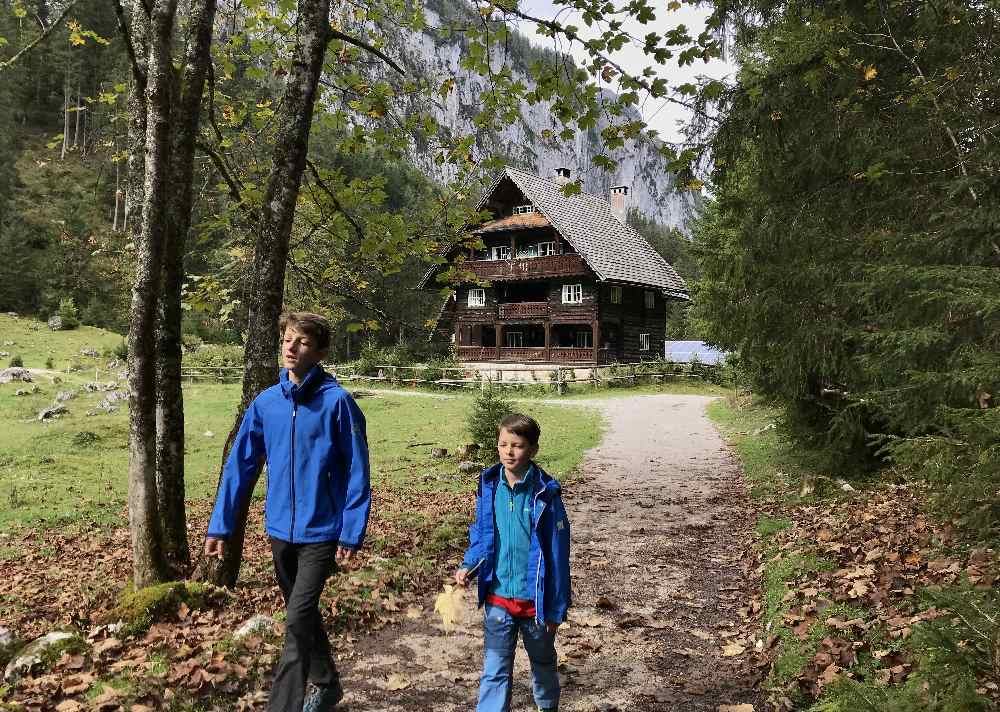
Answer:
[
  {"left": 207, "top": 365, "right": 371, "bottom": 547},
  {"left": 461, "top": 462, "right": 571, "bottom": 624}
]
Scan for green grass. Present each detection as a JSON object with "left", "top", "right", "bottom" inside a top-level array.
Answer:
[
  {"left": 0, "top": 313, "right": 124, "bottom": 372},
  {"left": 0, "top": 317, "right": 603, "bottom": 531}
]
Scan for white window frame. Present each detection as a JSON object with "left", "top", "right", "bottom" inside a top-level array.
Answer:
[
  {"left": 516, "top": 244, "right": 538, "bottom": 259},
  {"left": 575, "top": 330, "right": 592, "bottom": 348},
  {"left": 467, "top": 288, "right": 486, "bottom": 308},
  {"left": 512, "top": 204, "right": 536, "bottom": 215},
  {"left": 505, "top": 331, "right": 524, "bottom": 347},
  {"left": 610, "top": 286, "right": 622, "bottom": 304},
  {"left": 537, "top": 241, "right": 557, "bottom": 256},
  {"left": 644, "top": 290, "right": 655, "bottom": 309},
  {"left": 562, "top": 283, "right": 583, "bottom": 304},
  {"left": 639, "top": 333, "right": 650, "bottom": 351},
  {"left": 490, "top": 246, "right": 512, "bottom": 261}
]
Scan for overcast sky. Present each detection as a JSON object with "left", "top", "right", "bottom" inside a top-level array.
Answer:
[{"left": 516, "top": 0, "right": 735, "bottom": 144}]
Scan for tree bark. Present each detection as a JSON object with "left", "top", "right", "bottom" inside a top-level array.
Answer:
[
  {"left": 126, "top": 0, "right": 179, "bottom": 589},
  {"left": 154, "top": 0, "right": 217, "bottom": 578},
  {"left": 201, "top": 0, "right": 333, "bottom": 588}
]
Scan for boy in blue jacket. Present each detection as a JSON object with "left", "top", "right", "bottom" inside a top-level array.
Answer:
[
  {"left": 205, "top": 312, "right": 370, "bottom": 712},
  {"left": 455, "top": 413, "right": 571, "bottom": 712}
]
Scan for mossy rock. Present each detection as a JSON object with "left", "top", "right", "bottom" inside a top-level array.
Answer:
[{"left": 109, "top": 582, "right": 227, "bottom": 637}]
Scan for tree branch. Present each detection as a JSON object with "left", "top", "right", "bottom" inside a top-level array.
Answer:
[
  {"left": 197, "top": 139, "right": 244, "bottom": 204},
  {"left": 114, "top": 0, "right": 148, "bottom": 88},
  {"left": 330, "top": 28, "right": 404, "bottom": 75},
  {"left": 305, "top": 159, "right": 367, "bottom": 243},
  {"left": 0, "top": 0, "right": 83, "bottom": 74}
]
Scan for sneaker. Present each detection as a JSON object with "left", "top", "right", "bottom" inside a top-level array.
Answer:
[{"left": 303, "top": 683, "right": 344, "bottom": 712}]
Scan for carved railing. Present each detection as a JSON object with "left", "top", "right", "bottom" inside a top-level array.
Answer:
[
  {"left": 498, "top": 302, "right": 549, "bottom": 319},
  {"left": 551, "top": 348, "right": 596, "bottom": 363},
  {"left": 457, "top": 346, "right": 498, "bottom": 361},
  {"left": 464, "top": 253, "right": 588, "bottom": 281},
  {"left": 498, "top": 347, "right": 548, "bottom": 362}
]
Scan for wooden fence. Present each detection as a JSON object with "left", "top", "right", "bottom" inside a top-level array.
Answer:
[{"left": 179, "top": 362, "right": 711, "bottom": 395}]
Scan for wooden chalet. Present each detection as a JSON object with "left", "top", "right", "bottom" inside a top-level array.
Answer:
[{"left": 420, "top": 167, "right": 689, "bottom": 365}]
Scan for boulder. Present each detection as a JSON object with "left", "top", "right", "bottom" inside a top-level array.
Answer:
[
  {"left": 457, "top": 443, "right": 481, "bottom": 459},
  {"left": 458, "top": 461, "right": 484, "bottom": 475},
  {"left": 37, "top": 404, "right": 68, "bottom": 421},
  {"left": 47, "top": 315, "right": 63, "bottom": 331},
  {"left": 5, "top": 312, "right": 17, "bottom": 319},
  {"left": 431, "top": 447, "right": 449, "bottom": 459},
  {"left": 0, "top": 367, "right": 31, "bottom": 384},
  {"left": 56, "top": 390, "right": 77, "bottom": 402},
  {"left": 79, "top": 347, "right": 99, "bottom": 357},
  {"left": 233, "top": 614, "right": 277, "bottom": 641},
  {"left": 0, "top": 625, "right": 13, "bottom": 647},
  {"left": 3, "top": 631, "right": 76, "bottom": 681}
]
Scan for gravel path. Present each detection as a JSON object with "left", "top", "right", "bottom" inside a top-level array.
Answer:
[{"left": 338, "top": 393, "right": 760, "bottom": 711}]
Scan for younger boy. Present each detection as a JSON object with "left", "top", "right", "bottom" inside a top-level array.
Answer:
[{"left": 455, "top": 413, "right": 571, "bottom": 712}]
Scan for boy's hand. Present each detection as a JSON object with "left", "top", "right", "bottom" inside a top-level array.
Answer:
[
  {"left": 454, "top": 568, "right": 470, "bottom": 587},
  {"left": 204, "top": 537, "right": 225, "bottom": 559},
  {"left": 336, "top": 546, "right": 357, "bottom": 567}
]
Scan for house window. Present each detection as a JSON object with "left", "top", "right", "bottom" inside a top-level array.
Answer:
[
  {"left": 538, "top": 241, "right": 557, "bottom": 256},
  {"left": 467, "top": 288, "right": 486, "bottom": 307},
  {"left": 575, "top": 330, "right": 592, "bottom": 348},
  {"left": 512, "top": 204, "right": 536, "bottom": 215},
  {"left": 610, "top": 286, "right": 622, "bottom": 304},
  {"left": 562, "top": 284, "right": 583, "bottom": 304},
  {"left": 644, "top": 290, "right": 655, "bottom": 309},
  {"left": 639, "top": 333, "right": 650, "bottom": 351},
  {"left": 490, "top": 246, "right": 512, "bottom": 260},
  {"left": 505, "top": 331, "right": 524, "bottom": 347},
  {"left": 516, "top": 244, "right": 538, "bottom": 258}
]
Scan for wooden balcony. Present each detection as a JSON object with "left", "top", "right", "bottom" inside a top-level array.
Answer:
[
  {"left": 498, "top": 302, "right": 549, "bottom": 320},
  {"left": 456, "top": 346, "right": 610, "bottom": 364},
  {"left": 463, "top": 253, "right": 589, "bottom": 282}
]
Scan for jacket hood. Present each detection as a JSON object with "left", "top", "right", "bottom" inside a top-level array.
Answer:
[
  {"left": 482, "top": 461, "right": 561, "bottom": 498},
  {"left": 279, "top": 364, "right": 336, "bottom": 401}
]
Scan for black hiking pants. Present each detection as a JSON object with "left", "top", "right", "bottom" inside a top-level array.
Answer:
[{"left": 268, "top": 537, "right": 341, "bottom": 712}]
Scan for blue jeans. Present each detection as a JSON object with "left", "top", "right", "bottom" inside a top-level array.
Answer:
[{"left": 477, "top": 604, "right": 559, "bottom": 712}]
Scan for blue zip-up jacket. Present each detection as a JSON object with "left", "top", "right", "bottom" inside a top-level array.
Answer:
[
  {"left": 462, "top": 462, "right": 571, "bottom": 625},
  {"left": 207, "top": 365, "right": 371, "bottom": 547}
]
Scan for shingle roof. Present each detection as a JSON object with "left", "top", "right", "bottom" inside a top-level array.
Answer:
[{"left": 494, "top": 167, "right": 688, "bottom": 296}]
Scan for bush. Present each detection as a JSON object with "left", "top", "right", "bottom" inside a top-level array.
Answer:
[
  {"left": 44, "top": 356, "right": 53, "bottom": 369},
  {"left": 467, "top": 384, "right": 515, "bottom": 457},
  {"left": 8, "top": 354, "right": 23, "bottom": 368},
  {"left": 57, "top": 297, "right": 80, "bottom": 330},
  {"left": 183, "top": 343, "right": 244, "bottom": 369}
]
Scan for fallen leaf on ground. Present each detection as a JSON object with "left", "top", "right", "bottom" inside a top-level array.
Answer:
[
  {"left": 719, "top": 705, "right": 755, "bottom": 712},
  {"left": 721, "top": 641, "right": 746, "bottom": 657},
  {"left": 386, "top": 673, "right": 412, "bottom": 690}
]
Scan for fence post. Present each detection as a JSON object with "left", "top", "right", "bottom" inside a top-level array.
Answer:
[
  {"left": 630, "top": 364, "right": 636, "bottom": 387},
  {"left": 556, "top": 368, "right": 564, "bottom": 396}
]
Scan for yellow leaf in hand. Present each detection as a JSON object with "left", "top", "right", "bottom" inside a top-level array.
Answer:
[{"left": 434, "top": 584, "right": 465, "bottom": 630}]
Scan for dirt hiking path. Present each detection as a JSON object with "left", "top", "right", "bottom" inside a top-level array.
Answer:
[{"left": 339, "top": 394, "right": 761, "bottom": 711}]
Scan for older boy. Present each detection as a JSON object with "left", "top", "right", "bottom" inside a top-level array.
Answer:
[
  {"left": 455, "top": 413, "right": 571, "bottom": 712},
  {"left": 205, "top": 312, "right": 370, "bottom": 712}
]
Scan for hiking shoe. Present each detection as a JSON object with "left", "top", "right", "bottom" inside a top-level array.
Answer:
[{"left": 302, "top": 683, "right": 343, "bottom": 712}]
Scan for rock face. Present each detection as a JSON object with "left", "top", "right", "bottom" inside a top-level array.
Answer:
[
  {"left": 336, "top": 0, "right": 700, "bottom": 232},
  {"left": 0, "top": 367, "right": 31, "bottom": 384}
]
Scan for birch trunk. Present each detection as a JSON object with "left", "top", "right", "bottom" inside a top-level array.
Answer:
[
  {"left": 201, "top": 0, "right": 333, "bottom": 588},
  {"left": 154, "top": 0, "right": 217, "bottom": 577},
  {"left": 126, "top": 0, "right": 179, "bottom": 588}
]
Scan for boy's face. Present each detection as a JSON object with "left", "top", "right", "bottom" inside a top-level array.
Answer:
[
  {"left": 282, "top": 326, "right": 327, "bottom": 376},
  {"left": 497, "top": 427, "right": 537, "bottom": 475}
]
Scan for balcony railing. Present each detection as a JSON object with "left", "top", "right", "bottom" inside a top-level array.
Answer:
[
  {"left": 456, "top": 346, "right": 609, "bottom": 364},
  {"left": 498, "top": 302, "right": 549, "bottom": 319},
  {"left": 463, "top": 253, "right": 588, "bottom": 281}
]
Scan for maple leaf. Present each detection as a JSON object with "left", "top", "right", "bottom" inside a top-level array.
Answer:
[
  {"left": 386, "top": 673, "right": 412, "bottom": 690},
  {"left": 721, "top": 641, "right": 746, "bottom": 657}
]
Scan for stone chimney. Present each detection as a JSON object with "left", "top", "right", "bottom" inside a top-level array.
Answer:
[
  {"left": 554, "top": 167, "right": 571, "bottom": 185},
  {"left": 610, "top": 185, "right": 629, "bottom": 220}
]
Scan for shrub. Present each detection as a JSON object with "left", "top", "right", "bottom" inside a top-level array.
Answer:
[
  {"left": 114, "top": 339, "right": 128, "bottom": 360},
  {"left": 44, "top": 356, "right": 54, "bottom": 369},
  {"left": 8, "top": 354, "right": 23, "bottom": 368},
  {"left": 467, "top": 383, "right": 515, "bottom": 457},
  {"left": 183, "top": 343, "right": 244, "bottom": 369},
  {"left": 57, "top": 297, "right": 80, "bottom": 330}
]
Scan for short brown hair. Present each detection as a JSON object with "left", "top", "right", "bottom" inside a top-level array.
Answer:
[
  {"left": 497, "top": 413, "right": 541, "bottom": 447},
  {"left": 279, "top": 312, "right": 331, "bottom": 351}
]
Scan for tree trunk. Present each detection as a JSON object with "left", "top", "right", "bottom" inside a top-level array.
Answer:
[
  {"left": 154, "top": 0, "right": 217, "bottom": 578},
  {"left": 61, "top": 70, "right": 70, "bottom": 159},
  {"left": 126, "top": 0, "right": 179, "bottom": 589},
  {"left": 200, "top": 0, "right": 332, "bottom": 588}
]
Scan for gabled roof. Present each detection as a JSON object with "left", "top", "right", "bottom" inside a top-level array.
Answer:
[
  {"left": 473, "top": 211, "right": 551, "bottom": 234},
  {"left": 420, "top": 167, "right": 688, "bottom": 297}
]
